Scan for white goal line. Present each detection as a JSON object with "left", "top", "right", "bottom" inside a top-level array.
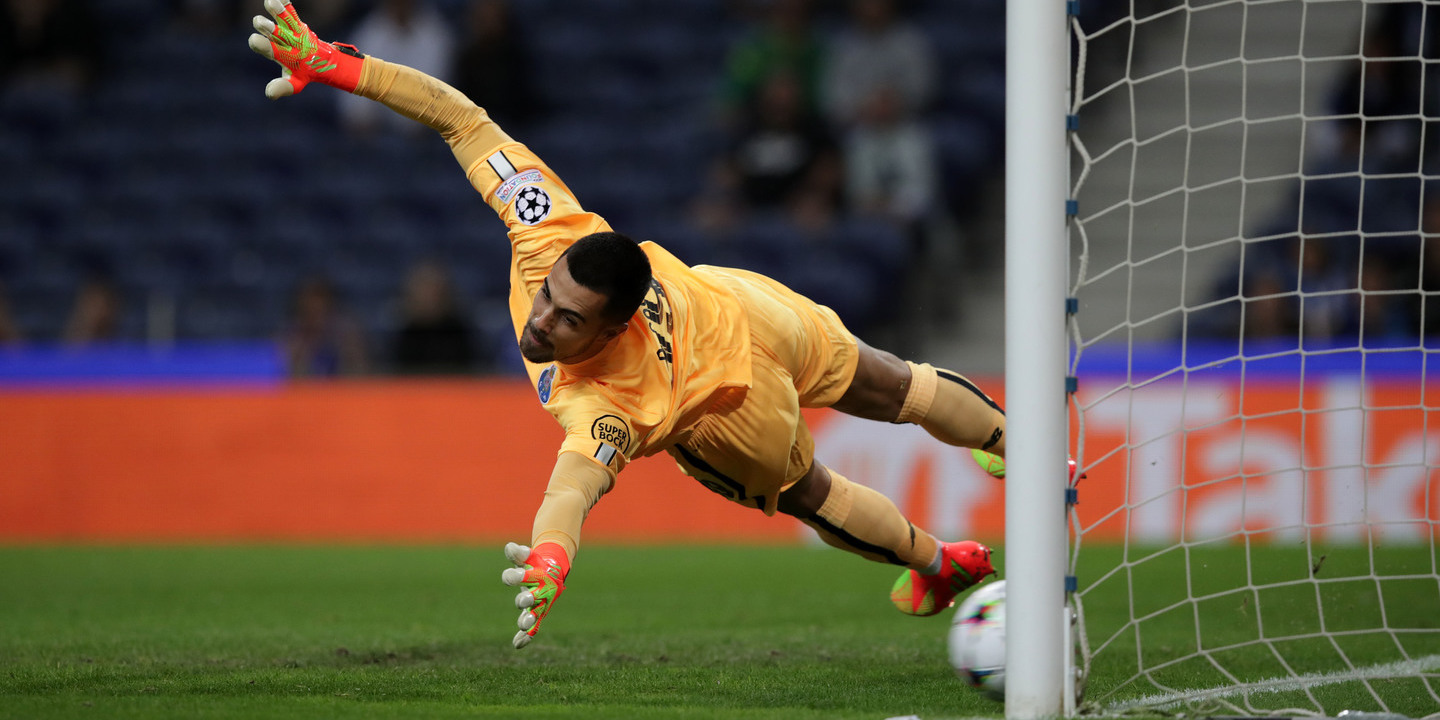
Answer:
[{"left": 1103, "top": 654, "right": 1440, "bottom": 713}]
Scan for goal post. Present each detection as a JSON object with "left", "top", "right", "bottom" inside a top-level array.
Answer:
[{"left": 1004, "top": 0, "right": 1073, "bottom": 717}]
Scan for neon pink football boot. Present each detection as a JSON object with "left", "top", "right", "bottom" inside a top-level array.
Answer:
[{"left": 890, "top": 540, "right": 995, "bottom": 616}]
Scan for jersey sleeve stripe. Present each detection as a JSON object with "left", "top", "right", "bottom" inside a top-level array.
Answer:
[
  {"left": 487, "top": 150, "right": 517, "bottom": 180},
  {"left": 593, "top": 442, "right": 617, "bottom": 467}
]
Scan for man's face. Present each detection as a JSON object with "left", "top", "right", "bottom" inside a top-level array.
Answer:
[{"left": 518, "top": 255, "right": 627, "bottom": 364}]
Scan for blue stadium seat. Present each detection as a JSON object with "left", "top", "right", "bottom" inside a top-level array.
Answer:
[
  {"left": 0, "top": 84, "right": 84, "bottom": 141},
  {"left": 0, "top": 0, "right": 991, "bottom": 349},
  {"left": 525, "top": 118, "right": 629, "bottom": 169},
  {"left": 944, "top": 67, "right": 1006, "bottom": 135},
  {"left": 0, "top": 125, "right": 33, "bottom": 173},
  {"left": 176, "top": 284, "right": 276, "bottom": 340},
  {"left": 13, "top": 241, "right": 83, "bottom": 294},
  {"left": 9, "top": 285, "right": 74, "bottom": 341},
  {"left": 14, "top": 171, "right": 85, "bottom": 238},
  {"left": 90, "top": 0, "right": 168, "bottom": 29},
  {"left": 0, "top": 223, "right": 35, "bottom": 287},
  {"left": 833, "top": 216, "right": 912, "bottom": 284},
  {"left": 787, "top": 256, "right": 881, "bottom": 332},
  {"left": 700, "top": 216, "right": 806, "bottom": 279},
  {"left": 329, "top": 241, "right": 405, "bottom": 304},
  {"left": 631, "top": 218, "right": 710, "bottom": 265}
]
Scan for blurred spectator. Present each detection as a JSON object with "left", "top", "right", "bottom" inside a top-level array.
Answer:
[
  {"left": 1355, "top": 254, "right": 1414, "bottom": 342},
  {"left": 841, "top": 81, "right": 953, "bottom": 326},
  {"left": 843, "top": 84, "right": 937, "bottom": 228},
  {"left": 280, "top": 276, "right": 369, "bottom": 378},
  {"left": 821, "top": 0, "right": 936, "bottom": 131},
  {"left": 1322, "top": 10, "right": 1425, "bottom": 174},
  {"left": 1215, "top": 3, "right": 1440, "bottom": 347},
  {"left": 451, "top": 0, "right": 537, "bottom": 130},
  {"left": 63, "top": 277, "right": 122, "bottom": 345},
  {"left": 391, "top": 260, "right": 482, "bottom": 375},
  {"left": 336, "top": 0, "right": 454, "bottom": 137},
  {"left": 1316, "top": 1, "right": 1440, "bottom": 177},
  {"left": 1294, "top": 236, "right": 1357, "bottom": 342},
  {"left": 1236, "top": 234, "right": 1362, "bottom": 344},
  {"left": 0, "top": 0, "right": 103, "bottom": 93},
  {"left": 1409, "top": 192, "right": 1440, "bottom": 337},
  {"left": 703, "top": 71, "right": 841, "bottom": 225},
  {"left": 720, "top": 0, "right": 826, "bottom": 123},
  {"left": 1240, "top": 268, "right": 1296, "bottom": 343},
  {"left": 0, "top": 283, "right": 21, "bottom": 345}
]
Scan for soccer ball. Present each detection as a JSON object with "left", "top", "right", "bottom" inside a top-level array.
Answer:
[{"left": 948, "top": 579, "right": 1006, "bottom": 702}]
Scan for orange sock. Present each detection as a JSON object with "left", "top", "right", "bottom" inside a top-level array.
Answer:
[
  {"left": 895, "top": 362, "right": 1006, "bottom": 456},
  {"left": 798, "top": 466, "right": 939, "bottom": 570}
]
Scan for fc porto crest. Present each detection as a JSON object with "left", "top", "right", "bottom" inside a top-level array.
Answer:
[{"left": 537, "top": 364, "right": 556, "bottom": 404}]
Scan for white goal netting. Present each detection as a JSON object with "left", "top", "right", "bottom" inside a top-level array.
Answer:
[{"left": 1067, "top": 0, "right": 1440, "bottom": 716}]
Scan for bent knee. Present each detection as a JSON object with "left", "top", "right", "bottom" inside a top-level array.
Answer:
[
  {"left": 777, "top": 463, "right": 831, "bottom": 518},
  {"left": 832, "top": 340, "right": 910, "bottom": 421}
]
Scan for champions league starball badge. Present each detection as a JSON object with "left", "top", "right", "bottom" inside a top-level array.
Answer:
[{"left": 514, "top": 185, "right": 552, "bottom": 225}]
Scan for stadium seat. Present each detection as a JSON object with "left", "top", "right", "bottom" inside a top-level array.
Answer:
[
  {"left": 9, "top": 285, "right": 76, "bottom": 341},
  {"left": 0, "top": 84, "right": 84, "bottom": 141},
  {"left": 2, "top": 0, "right": 995, "bottom": 352},
  {"left": 787, "top": 255, "right": 881, "bottom": 333},
  {"left": 833, "top": 216, "right": 912, "bottom": 284},
  {"left": 0, "top": 125, "right": 33, "bottom": 171},
  {"left": 176, "top": 283, "right": 278, "bottom": 340},
  {"left": 0, "top": 226, "right": 34, "bottom": 287}
]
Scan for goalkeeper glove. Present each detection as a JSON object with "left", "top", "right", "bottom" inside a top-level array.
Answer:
[
  {"left": 247, "top": 0, "right": 363, "bottom": 99},
  {"left": 500, "top": 542, "right": 570, "bottom": 649}
]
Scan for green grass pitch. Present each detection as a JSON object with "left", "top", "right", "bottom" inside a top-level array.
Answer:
[{"left": 1, "top": 544, "right": 1436, "bottom": 719}]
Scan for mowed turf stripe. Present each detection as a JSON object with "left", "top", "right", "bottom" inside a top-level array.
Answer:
[
  {"left": 1, "top": 544, "right": 1436, "bottom": 719},
  {"left": 0, "top": 545, "right": 1000, "bottom": 720}
]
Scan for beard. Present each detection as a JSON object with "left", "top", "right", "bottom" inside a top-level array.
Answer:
[{"left": 519, "top": 322, "right": 555, "bottom": 363}]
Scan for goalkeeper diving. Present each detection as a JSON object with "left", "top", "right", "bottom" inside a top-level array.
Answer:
[{"left": 249, "top": 0, "right": 1028, "bottom": 649}]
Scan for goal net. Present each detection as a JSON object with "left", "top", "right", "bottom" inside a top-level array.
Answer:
[{"left": 1067, "top": 0, "right": 1440, "bottom": 716}]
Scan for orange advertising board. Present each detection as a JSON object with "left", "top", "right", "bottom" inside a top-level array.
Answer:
[
  {"left": 815, "top": 376, "right": 1437, "bottom": 546},
  {"left": 0, "top": 381, "right": 803, "bottom": 543},
  {"left": 0, "top": 377, "right": 1434, "bottom": 544}
]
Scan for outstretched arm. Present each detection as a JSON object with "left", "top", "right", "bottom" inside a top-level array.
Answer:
[
  {"left": 249, "top": 0, "right": 511, "bottom": 178},
  {"left": 500, "top": 451, "right": 614, "bottom": 649},
  {"left": 251, "top": 4, "right": 618, "bottom": 648},
  {"left": 249, "top": 0, "right": 608, "bottom": 307}
]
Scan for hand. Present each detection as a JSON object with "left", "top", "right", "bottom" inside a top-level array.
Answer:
[
  {"left": 499, "top": 542, "right": 570, "bottom": 649},
  {"left": 247, "top": 0, "right": 363, "bottom": 99}
]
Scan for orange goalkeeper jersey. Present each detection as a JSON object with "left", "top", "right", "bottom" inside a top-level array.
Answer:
[{"left": 454, "top": 119, "right": 754, "bottom": 476}]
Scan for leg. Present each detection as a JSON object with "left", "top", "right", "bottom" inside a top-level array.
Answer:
[
  {"left": 778, "top": 460, "right": 995, "bottom": 616},
  {"left": 776, "top": 461, "right": 938, "bottom": 570},
  {"left": 688, "top": 267, "right": 995, "bottom": 612},
  {"left": 668, "top": 355, "right": 960, "bottom": 576},
  {"left": 832, "top": 338, "right": 1007, "bottom": 456}
]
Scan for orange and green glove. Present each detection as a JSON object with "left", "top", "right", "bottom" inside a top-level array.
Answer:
[
  {"left": 247, "top": 0, "right": 363, "bottom": 99},
  {"left": 500, "top": 542, "right": 570, "bottom": 649}
]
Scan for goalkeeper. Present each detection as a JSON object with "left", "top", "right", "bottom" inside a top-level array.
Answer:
[{"left": 249, "top": 0, "right": 1015, "bottom": 649}]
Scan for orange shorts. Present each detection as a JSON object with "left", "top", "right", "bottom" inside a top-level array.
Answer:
[{"left": 665, "top": 266, "right": 859, "bottom": 515}]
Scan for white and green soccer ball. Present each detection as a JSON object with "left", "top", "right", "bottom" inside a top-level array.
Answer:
[{"left": 948, "top": 579, "right": 1006, "bottom": 702}]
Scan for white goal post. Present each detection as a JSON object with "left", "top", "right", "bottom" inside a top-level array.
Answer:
[{"left": 1004, "top": 0, "right": 1073, "bottom": 717}]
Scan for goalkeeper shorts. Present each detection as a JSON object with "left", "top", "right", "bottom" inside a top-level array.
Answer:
[{"left": 665, "top": 266, "right": 859, "bottom": 515}]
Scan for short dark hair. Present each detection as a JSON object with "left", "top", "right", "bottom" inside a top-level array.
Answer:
[{"left": 560, "top": 232, "right": 652, "bottom": 324}]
